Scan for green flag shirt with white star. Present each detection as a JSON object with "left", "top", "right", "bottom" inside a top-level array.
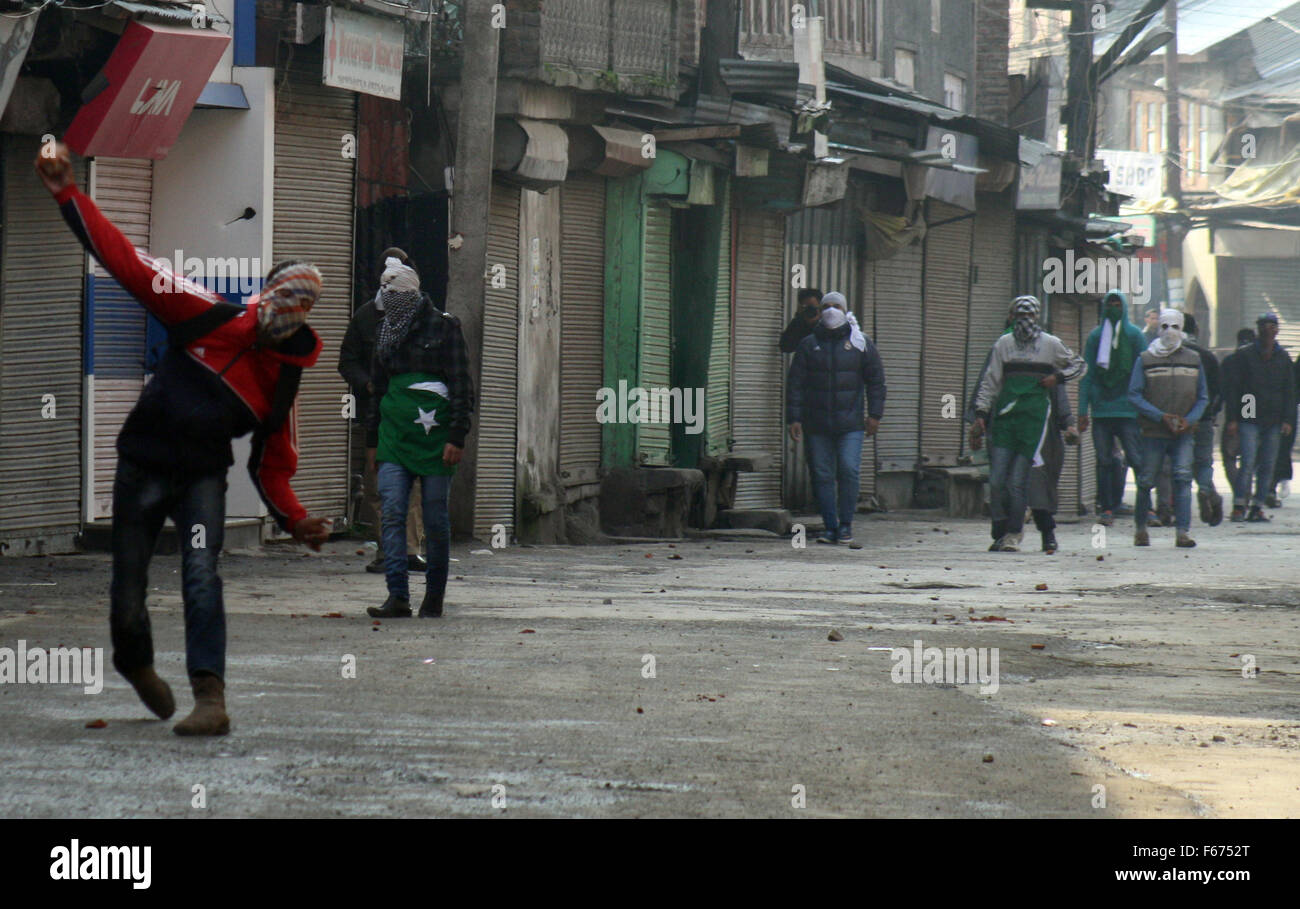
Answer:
[{"left": 376, "top": 372, "right": 456, "bottom": 476}]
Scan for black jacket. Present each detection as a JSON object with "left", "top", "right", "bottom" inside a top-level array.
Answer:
[
  {"left": 366, "top": 294, "right": 475, "bottom": 448},
  {"left": 338, "top": 297, "right": 381, "bottom": 422},
  {"left": 786, "top": 322, "right": 887, "bottom": 434},
  {"left": 779, "top": 314, "right": 816, "bottom": 353},
  {"left": 1186, "top": 339, "right": 1222, "bottom": 418},
  {"left": 1221, "top": 341, "right": 1297, "bottom": 426}
]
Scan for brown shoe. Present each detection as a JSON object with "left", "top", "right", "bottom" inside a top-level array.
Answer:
[
  {"left": 1176, "top": 532, "right": 1197, "bottom": 548},
  {"left": 173, "top": 673, "right": 230, "bottom": 736},
  {"left": 121, "top": 665, "right": 175, "bottom": 719},
  {"left": 1134, "top": 529, "right": 1150, "bottom": 547}
]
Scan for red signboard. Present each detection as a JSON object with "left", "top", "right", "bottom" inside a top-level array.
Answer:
[{"left": 65, "top": 21, "right": 230, "bottom": 160}]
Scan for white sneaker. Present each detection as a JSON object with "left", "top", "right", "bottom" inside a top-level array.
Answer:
[
  {"left": 1001, "top": 532, "right": 1022, "bottom": 552},
  {"left": 1281, "top": 479, "right": 1291, "bottom": 499}
]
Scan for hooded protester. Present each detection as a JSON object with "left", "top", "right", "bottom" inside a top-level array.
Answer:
[
  {"left": 1127, "top": 309, "right": 1209, "bottom": 547},
  {"left": 786, "top": 292, "right": 887, "bottom": 545},
  {"left": 38, "top": 142, "right": 332, "bottom": 736},
  {"left": 971, "top": 296, "right": 1086, "bottom": 552},
  {"left": 1077, "top": 291, "right": 1148, "bottom": 526},
  {"left": 966, "top": 302, "right": 1079, "bottom": 553},
  {"left": 338, "top": 248, "right": 426, "bottom": 573},
  {"left": 1222, "top": 313, "right": 1296, "bottom": 522},
  {"left": 365, "top": 259, "right": 474, "bottom": 618}
]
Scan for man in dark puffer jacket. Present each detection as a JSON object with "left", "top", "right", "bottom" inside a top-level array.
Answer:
[{"left": 786, "top": 292, "right": 887, "bottom": 545}]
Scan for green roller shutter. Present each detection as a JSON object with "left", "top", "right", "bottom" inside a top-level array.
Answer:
[{"left": 638, "top": 200, "right": 673, "bottom": 466}]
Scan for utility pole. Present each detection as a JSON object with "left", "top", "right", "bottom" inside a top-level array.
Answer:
[
  {"left": 1163, "top": 0, "right": 1184, "bottom": 309},
  {"left": 1064, "top": 0, "right": 1094, "bottom": 165},
  {"left": 445, "top": 2, "right": 501, "bottom": 537}
]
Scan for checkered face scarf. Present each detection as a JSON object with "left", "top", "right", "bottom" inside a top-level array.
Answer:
[
  {"left": 258, "top": 263, "right": 322, "bottom": 342},
  {"left": 376, "top": 258, "right": 423, "bottom": 368},
  {"left": 1011, "top": 295, "right": 1043, "bottom": 347}
]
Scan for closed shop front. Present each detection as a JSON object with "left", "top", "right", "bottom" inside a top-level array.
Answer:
[
  {"left": 966, "top": 192, "right": 1015, "bottom": 414},
  {"left": 783, "top": 202, "right": 860, "bottom": 509},
  {"left": 559, "top": 173, "right": 606, "bottom": 490},
  {"left": 731, "top": 202, "right": 786, "bottom": 508},
  {"left": 705, "top": 176, "right": 732, "bottom": 458},
  {"left": 920, "top": 200, "right": 973, "bottom": 467},
  {"left": 87, "top": 157, "right": 152, "bottom": 520},
  {"left": 1050, "top": 298, "right": 1094, "bottom": 516},
  {"left": 272, "top": 54, "right": 357, "bottom": 523},
  {"left": 869, "top": 239, "right": 923, "bottom": 478},
  {"left": 637, "top": 199, "right": 674, "bottom": 466},
  {"left": 474, "top": 180, "right": 521, "bottom": 541},
  {"left": 0, "top": 136, "right": 86, "bottom": 552},
  {"left": 1243, "top": 259, "right": 1300, "bottom": 353}
]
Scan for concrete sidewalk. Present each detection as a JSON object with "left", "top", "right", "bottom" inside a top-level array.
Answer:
[{"left": 0, "top": 505, "right": 1296, "bottom": 818}]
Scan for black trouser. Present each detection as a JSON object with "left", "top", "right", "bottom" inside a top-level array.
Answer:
[{"left": 110, "top": 459, "right": 228, "bottom": 680}]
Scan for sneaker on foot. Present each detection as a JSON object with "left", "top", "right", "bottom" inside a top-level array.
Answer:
[
  {"left": 1265, "top": 494, "right": 1282, "bottom": 509},
  {"left": 1098, "top": 510, "right": 1114, "bottom": 527},
  {"left": 367, "top": 595, "right": 412, "bottom": 618},
  {"left": 1146, "top": 511, "right": 1163, "bottom": 527},
  {"left": 816, "top": 534, "right": 838, "bottom": 545},
  {"left": 1230, "top": 506, "right": 1246, "bottom": 523},
  {"left": 1134, "top": 529, "right": 1150, "bottom": 546},
  {"left": 1176, "top": 532, "right": 1196, "bottom": 548},
  {"left": 1208, "top": 492, "right": 1224, "bottom": 527},
  {"left": 1041, "top": 532, "right": 1058, "bottom": 553},
  {"left": 1246, "top": 506, "right": 1271, "bottom": 523},
  {"left": 365, "top": 554, "right": 386, "bottom": 573},
  {"left": 1281, "top": 479, "right": 1292, "bottom": 499},
  {"left": 1197, "top": 490, "right": 1212, "bottom": 525}
]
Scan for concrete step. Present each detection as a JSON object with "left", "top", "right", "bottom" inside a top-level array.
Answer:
[{"left": 79, "top": 518, "right": 265, "bottom": 554}]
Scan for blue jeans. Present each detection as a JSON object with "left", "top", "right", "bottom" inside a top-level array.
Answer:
[
  {"left": 1193, "top": 418, "right": 1216, "bottom": 493},
  {"left": 1235, "top": 422, "right": 1282, "bottom": 508},
  {"left": 1091, "top": 417, "right": 1144, "bottom": 512},
  {"left": 806, "top": 431, "right": 864, "bottom": 539},
  {"left": 1136, "top": 435, "right": 1193, "bottom": 532},
  {"left": 110, "top": 458, "right": 227, "bottom": 679},
  {"left": 377, "top": 461, "right": 451, "bottom": 601},
  {"left": 988, "top": 445, "right": 1032, "bottom": 534}
]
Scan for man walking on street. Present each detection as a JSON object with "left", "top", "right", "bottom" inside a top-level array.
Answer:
[
  {"left": 1077, "top": 291, "right": 1147, "bottom": 527},
  {"left": 339, "top": 247, "right": 426, "bottom": 574},
  {"left": 366, "top": 258, "right": 474, "bottom": 618},
  {"left": 1222, "top": 313, "right": 1296, "bottom": 523},
  {"left": 1128, "top": 309, "right": 1209, "bottom": 548},
  {"left": 1220, "top": 327, "right": 1256, "bottom": 493},
  {"left": 786, "top": 292, "right": 886, "bottom": 545},
  {"left": 971, "top": 296, "right": 1085, "bottom": 552},
  {"left": 38, "top": 142, "right": 332, "bottom": 735},
  {"left": 1181, "top": 314, "right": 1224, "bottom": 525}
]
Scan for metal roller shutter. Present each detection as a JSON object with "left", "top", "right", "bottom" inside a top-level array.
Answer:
[
  {"left": 782, "top": 203, "right": 860, "bottom": 508},
  {"left": 1075, "top": 304, "right": 1095, "bottom": 515},
  {"left": 89, "top": 157, "right": 152, "bottom": 519},
  {"left": 966, "top": 193, "right": 1015, "bottom": 419},
  {"left": 272, "top": 55, "right": 356, "bottom": 522},
  {"left": 732, "top": 205, "right": 786, "bottom": 508},
  {"left": 706, "top": 176, "right": 731, "bottom": 456},
  {"left": 1243, "top": 260, "right": 1300, "bottom": 353},
  {"left": 921, "top": 201, "right": 972, "bottom": 467},
  {"left": 858, "top": 257, "right": 876, "bottom": 497},
  {"left": 0, "top": 136, "right": 86, "bottom": 543},
  {"left": 637, "top": 200, "right": 673, "bottom": 465},
  {"left": 559, "top": 173, "right": 605, "bottom": 483},
  {"left": 871, "top": 240, "right": 923, "bottom": 473},
  {"left": 475, "top": 181, "right": 521, "bottom": 540},
  {"left": 1051, "top": 300, "right": 1085, "bottom": 516}
]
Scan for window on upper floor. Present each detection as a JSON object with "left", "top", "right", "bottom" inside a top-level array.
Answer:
[
  {"left": 739, "top": 1, "right": 876, "bottom": 59},
  {"left": 895, "top": 47, "right": 916, "bottom": 88},
  {"left": 944, "top": 72, "right": 966, "bottom": 111}
]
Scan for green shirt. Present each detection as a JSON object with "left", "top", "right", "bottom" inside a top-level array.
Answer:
[{"left": 377, "top": 372, "right": 456, "bottom": 476}]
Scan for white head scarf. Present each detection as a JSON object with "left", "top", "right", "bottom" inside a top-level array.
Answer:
[
  {"left": 819, "top": 291, "right": 866, "bottom": 350},
  {"left": 1147, "top": 308, "right": 1185, "bottom": 357}
]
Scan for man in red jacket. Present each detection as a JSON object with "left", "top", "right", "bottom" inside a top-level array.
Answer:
[{"left": 37, "top": 142, "right": 332, "bottom": 736}]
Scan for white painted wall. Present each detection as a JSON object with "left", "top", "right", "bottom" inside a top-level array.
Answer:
[{"left": 151, "top": 65, "right": 276, "bottom": 519}]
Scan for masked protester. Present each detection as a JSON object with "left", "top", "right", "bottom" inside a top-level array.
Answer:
[
  {"left": 338, "top": 247, "right": 426, "bottom": 573},
  {"left": 786, "top": 292, "right": 887, "bottom": 545},
  {"left": 365, "top": 259, "right": 474, "bottom": 618},
  {"left": 1127, "top": 309, "right": 1209, "bottom": 547},
  {"left": 1078, "top": 291, "right": 1148, "bottom": 526},
  {"left": 1221, "top": 313, "right": 1296, "bottom": 522},
  {"left": 779, "top": 287, "right": 823, "bottom": 353},
  {"left": 37, "top": 142, "right": 331, "bottom": 736},
  {"left": 971, "top": 296, "right": 1085, "bottom": 552},
  {"left": 967, "top": 301, "right": 1078, "bottom": 552}
]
